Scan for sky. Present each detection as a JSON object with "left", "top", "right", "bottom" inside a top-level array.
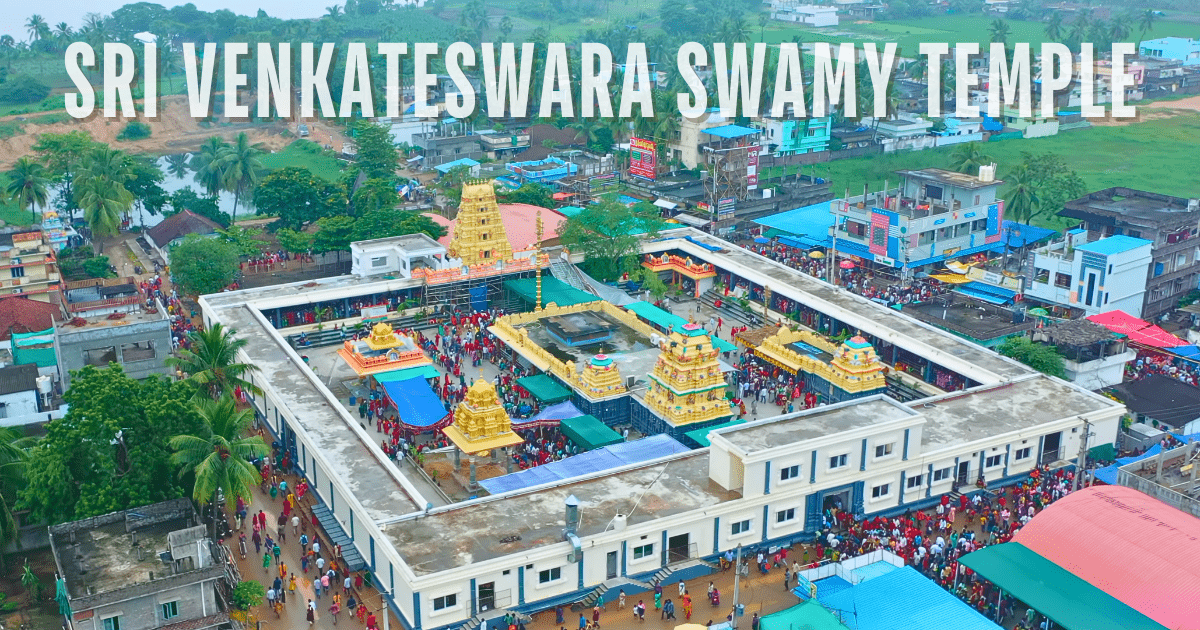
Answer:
[{"left": 0, "top": 1, "right": 325, "bottom": 44}]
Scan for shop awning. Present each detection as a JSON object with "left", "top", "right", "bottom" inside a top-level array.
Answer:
[
  {"left": 959, "top": 543, "right": 1168, "bottom": 630},
  {"left": 673, "top": 213, "right": 708, "bottom": 227},
  {"left": 654, "top": 199, "right": 678, "bottom": 209},
  {"left": 516, "top": 374, "right": 573, "bottom": 404},
  {"left": 560, "top": 415, "right": 624, "bottom": 450}
]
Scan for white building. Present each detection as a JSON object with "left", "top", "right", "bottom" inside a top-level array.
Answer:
[
  {"left": 0, "top": 363, "right": 42, "bottom": 426},
  {"left": 768, "top": 2, "right": 839, "bottom": 27},
  {"left": 199, "top": 227, "right": 1124, "bottom": 630},
  {"left": 870, "top": 114, "right": 935, "bottom": 152},
  {"left": 350, "top": 234, "right": 452, "bottom": 279},
  {"left": 1026, "top": 231, "right": 1154, "bottom": 318}
]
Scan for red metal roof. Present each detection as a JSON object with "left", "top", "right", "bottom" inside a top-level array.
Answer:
[
  {"left": 424, "top": 204, "right": 566, "bottom": 252},
  {"left": 1012, "top": 485, "right": 1200, "bottom": 630},
  {"left": 0, "top": 296, "right": 60, "bottom": 340}
]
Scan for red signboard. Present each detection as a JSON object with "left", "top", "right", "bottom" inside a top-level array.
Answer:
[
  {"left": 747, "top": 146, "right": 759, "bottom": 190},
  {"left": 629, "top": 137, "right": 657, "bottom": 181}
]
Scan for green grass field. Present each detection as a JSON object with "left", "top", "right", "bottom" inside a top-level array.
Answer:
[
  {"left": 810, "top": 114, "right": 1200, "bottom": 231},
  {"left": 260, "top": 140, "right": 345, "bottom": 182}
]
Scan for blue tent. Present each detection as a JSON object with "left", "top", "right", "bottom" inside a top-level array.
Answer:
[
  {"left": 1093, "top": 444, "right": 1165, "bottom": 485},
  {"left": 381, "top": 377, "right": 449, "bottom": 430},
  {"left": 1170, "top": 345, "right": 1200, "bottom": 360}
]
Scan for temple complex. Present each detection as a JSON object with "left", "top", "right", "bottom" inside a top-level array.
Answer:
[
  {"left": 751, "top": 328, "right": 888, "bottom": 403},
  {"left": 337, "top": 322, "right": 432, "bottom": 376},
  {"left": 641, "top": 323, "right": 733, "bottom": 428}
]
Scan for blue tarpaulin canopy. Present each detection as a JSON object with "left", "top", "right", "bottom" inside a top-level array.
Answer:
[
  {"left": 479, "top": 434, "right": 690, "bottom": 494},
  {"left": 373, "top": 365, "right": 441, "bottom": 383},
  {"left": 1093, "top": 444, "right": 1164, "bottom": 484},
  {"left": 1170, "top": 345, "right": 1200, "bottom": 360},
  {"left": 381, "top": 377, "right": 450, "bottom": 430}
]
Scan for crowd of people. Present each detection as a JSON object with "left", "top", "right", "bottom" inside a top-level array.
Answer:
[{"left": 1126, "top": 353, "right": 1200, "bottom": 386}]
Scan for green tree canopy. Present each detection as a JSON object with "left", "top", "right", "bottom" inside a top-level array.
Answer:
[
  {"left": 351, "top": 178, "right": 400, "bottom": 214},
  {"left": 557, "top": 196, "right": 661, "bottom": 281},
  {"left": 275, "top": 228, "right": 314, "bottom": 256},
  {"left": 169, "top": 395, "right": 267, "bottom": 529},
  {"left": 997, "top": 336, "right": 1067, "bottom": 379},
  {"left": 19, "top": 366, "right": 205, "bottom": 524},
  {"left": 350, "top": 119, "right": 399, "bottom": 180},
  {"left": 496, "top": 183, "right": 555, "bottom": 209},
  {"left": 4, "top": 157, "right": 50, "bottom": 225},
  {"left": 170, "top": 233, "right": 241, "bottom": 295},
  {"left": 311, "top": 215, "right": 357, "bottom": 253},
  {"left": 351, "top": 207, "right": 447, "bottom": 242},
  {"left": 254, "top": 166, "right": 348, "bottom": 230},
  {"left": 169, "top": 187, "right": 230, "bottom": 227},
  {"left": 166, "top": 323, "right": 262, "bottom": 399}
]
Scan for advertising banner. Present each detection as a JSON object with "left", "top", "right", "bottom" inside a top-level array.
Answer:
[
  {"left": 629, "top": 137, "right": 657, "bottom": 180},
  {"left": 747, "top": 146, "right": 759, "bottom": 190}
]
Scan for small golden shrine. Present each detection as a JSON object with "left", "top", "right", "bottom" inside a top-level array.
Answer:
[
  {"left": 449, "top": 181, "right": 514, "bottom": 266},
  {"left": 338, "top": 322, "right": 432, "bottom": 376},
  {"left": 643, "top": 323, "right": 732, "bottom": 426},
  {"left": 829, "top": 336, "right": 887, "bottom": 393},
  {"left": 442, "top": 378, "right": 524, "bottom": 454},
  {"left": 576, "top": 354, "right": 626, "bottom": 397}
]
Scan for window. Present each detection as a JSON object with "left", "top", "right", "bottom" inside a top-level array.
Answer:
[
  {"left": 538, "top": 567, "right": 562, "bottom": 583},
  {"left": 780, "top": 464, "right": 800, "bottom": 480},
  {"left": 633, "top": 544, "right": 654, "bottom": 559},
  {"left": 871, "top": 484, "right": 890, "bottom": 498},
  {"left": 10, "top": 267, "right": 24, "bottom": 278},
  {"left": 103, "top": 617, "right": 121, "bottom": 630},
  {"left": 121, "top": 341, "right": 155, "bottom": 363},
  {"left": 932, "top": 467, "right": 952, "bottom": 482},
  {"left": 985, "top": 454, "right": 1004, "bottom": 468},
  {"left": 731, "top": 519, "right": 751, "bottom": 535},
  {"left": 829, "top": 454, "right": 848, "bottom": 469},
  {"left": 1054, "top": 272, "right": 1072, "bottom": 289},
  {"left": 1034, "top": 268, "right": 1050, "bottom": 284},
  {"left": 371, "top": 256, "right": 387, "bottom": 267},
  {"left": 971, "top": 219, "right": 988, "bottom": 232},
  {"left": 907, "top": 474, "right": 923, "bottom": 489},
  {"left": 161, "top": 602, "right": 179, "bottom": 620},
  {"left": 954, "top": 223, "right": 970, "bottom": 238},
  {"left": 0, "top": 403, "right": 6, "bottom": 419},
  {"left": 918, "top": 230, "right": 935, "bottom": 246},
  {"left": 776, "top": 508, "right": 796, "bottom": 523},
  {"left": 85, "top": 346, "right": 117, "bottom": 367},
  {"left": 433, "top": 594, "right": 457, "bottom": 610},
  {"left": 1014, "top": 447, "right": 1032, "bottom": 461},
  {"left": 872, "top": 227, "right": 887, "bottom": 247},
  {"left": 874, "top": 443, "right": 894, "bottom": 458}
]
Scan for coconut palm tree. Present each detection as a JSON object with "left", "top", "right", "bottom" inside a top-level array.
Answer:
[
  {"left": 0, "top": 428, "right": 34, "bottom": 566},
  {"left": 24, "top": 15, "right": 48, "bottom": 42},
  {"left": 75, "top": 148, "right": 134, "bottom": 254},
  {"left": 4, "top": 157, "right": 50, "bottom": 225},
  {"left": 1139, "top": 9, "right": 1157, "bottom": 42},
  {"left": 166, "top": 323, "right": 262, "bottom": 398},
  {"left": 1002, "top": 164, "right": 1040, "bottom": 224},
  {"left": 989, "top": 19, "right": 1010, "bottom": 46},
  {"left": 1044, "top": 12, "right": 1063, "bottom": 41},
  {"left": 165, "top": 154, "right": 190, "bottom": 180},
  {"left": 191, "top": 136, "right": 229, "bottom": 198},
  {"left": 217, "top": 132, "right": 265, "bottom": 224},
  {"left": 325, "top": 4, "right": 343, "bottom": 19},
  {"left": 948, "top": 142, "right": 992, "bottom": 175},
  {"left": 169, "top": 396, "right": 268, "bottom": 538}
]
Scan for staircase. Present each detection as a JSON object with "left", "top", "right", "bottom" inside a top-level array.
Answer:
[
  {"left": 697, "top": 289, "right": 762, "bottom": 328},
  {"left": 311, "top": 504, "right": 367, "bottom": 572},
  {"left": 550, "top": 258, "right": 596, "bottom": 294}
]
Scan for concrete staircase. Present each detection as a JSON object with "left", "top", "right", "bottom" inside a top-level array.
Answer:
[
  {"left": 550, "top": 258, "right": 596, "bottom": 294},
  {"left": 311, "top": 504, "right": 367, "bottom": 571},
  {"left": 697, "top": 289, "right": 762, "bottom": 328}
]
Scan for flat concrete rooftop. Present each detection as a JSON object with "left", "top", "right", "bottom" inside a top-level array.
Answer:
[
  {"left": 217, "top": 304, "right": 421, "bottom": 520},
  {"left": 59, "top": 518, "right": 184, "bottom": 597},
  {"left": 642, "top": 230, "right": 1032, "bottom": 383},
  {"left": 58, "top": 306, "right": 167, "bottom": 331},
  {"left": 915, "top": 375, "right": 1120, "bottom": 451},
  {"left": 382, "top": 453, "right": 738, "bottom": 574},
  {"left": 719, "top": 398, "right": 918, "bottom": 453}
]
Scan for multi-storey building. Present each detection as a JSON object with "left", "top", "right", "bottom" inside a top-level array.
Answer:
[
  {"left": 830, "top": 167, "right": 1004, "bottom": 274},
  {"left": 755, "top": 114, "right": 832, "bottom": 156},
  {"left": 1059, "top": 188, "right": 1200, "bottom": 320},
  {"left": 1025, "top": 231, "right": 1154, "bottom": 318},
  {"left": 0, "top": 229, "right": 61, "bottom": 306}
]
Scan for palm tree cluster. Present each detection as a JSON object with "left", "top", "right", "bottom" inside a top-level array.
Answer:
[
  {"left": 189, "top": 133, "right": 266, "bottom": 224},
  {"left": 167, "top": 323, "right": 267, "bottom": 533}
]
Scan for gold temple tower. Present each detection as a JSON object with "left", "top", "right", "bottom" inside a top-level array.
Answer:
[
  {"left": 449, "top": 181, "right": 513, "bottom": 266},
  {"left": 643, "top": 323, "right": 732, "bottom": 426}
]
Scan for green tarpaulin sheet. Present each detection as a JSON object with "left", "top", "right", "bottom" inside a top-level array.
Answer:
[
  {"left": 516, "top": 374, "right": 573, "bottom": 403},
  {"left": 373, "top": 365, "right": 441, "bottom": 383},
  {"left": 12, "top": 327, "right": 56, "bottom": 368},
  {"left": 504, "top": 277, "right": 599, "bottom": 308},
  {"left": 959, "top": 543, "right": 1168, "bottom": 630},
  {"left": 560, "top": 415, "right": 623, "bottom": 450},
  {"left": 1087, "top": 442, "right": 1116, "bottom": 462},
  {"left": 760, "top": 599, "right": 848, "bottom": 630},
  {"left": 684, "top": 420, "right": 747, "bottom": 447}
]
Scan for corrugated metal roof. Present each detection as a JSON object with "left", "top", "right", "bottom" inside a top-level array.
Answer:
[
  {"left": 702, "top": 124, "right": 761, "bottom": 139},
  {"left": 1075, "top": 234, "right": 1154, "bottom": 256},
  {"left": 1011, "top": 486, "right": 1200, "bottom": 630}
]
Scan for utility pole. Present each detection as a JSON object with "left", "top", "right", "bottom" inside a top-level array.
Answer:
[
  {"left": 731, "top": 544, "right": 743, "bottom": 629},
  {"left": 1072, "top": 417, "right": 1094, "bottom": 492}
]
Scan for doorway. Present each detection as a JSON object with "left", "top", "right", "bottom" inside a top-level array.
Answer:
[
  {"left": 956, "top": 461, "right": 970, "bottom": 485},
  {"left": 606, "top": 551, "right": 618, "bottom": 579},
  {"left": 822, "top": 490, "right": 850, "bottom": 514},
  {"left": 667, "top": 533, "right": 691, "bottom": 563},
  {"left": 1043, "top": 432, "right": 1061, "bottom": 463},
  {"left": 478, "top": 582, "right": 495, "bottom": 612}
]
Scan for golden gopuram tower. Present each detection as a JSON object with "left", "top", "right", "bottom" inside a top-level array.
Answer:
[
  {"left": 828, "top": 336, "right": 887, "bottom": 395},
  {"left": 643, "top": 323, "right": 733, "bottom": 426},
  {"left": 448, "top": 181, "right": 514, "bottom": 266},
  {"left": 577, "top": 354, "right": 626, "bottom": 397},
  {"left": 443, "top": 378, "right": 524, "bottom": 455}
]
